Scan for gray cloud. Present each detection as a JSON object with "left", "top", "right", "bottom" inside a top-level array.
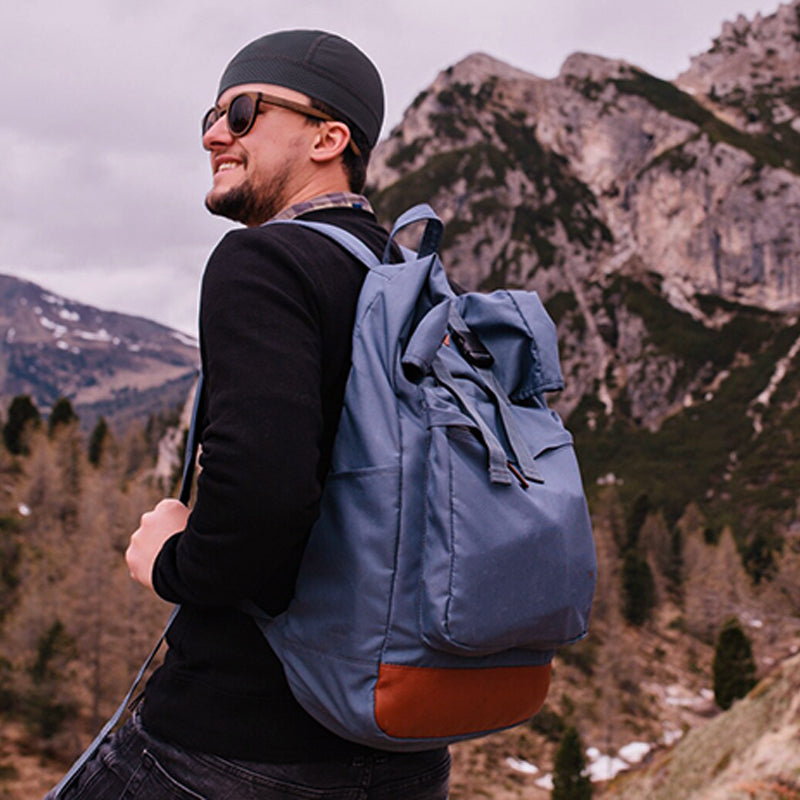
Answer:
[{"left": 1, "top": 0, "right": 782, "bottom": 333}]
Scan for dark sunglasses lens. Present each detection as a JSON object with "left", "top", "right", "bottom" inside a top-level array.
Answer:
[
  {"left": 228, "top": 95, "right": 256, "bottom": 135},
  {"left": 202, "top": 108, "right": 218, "bottom": 136}
]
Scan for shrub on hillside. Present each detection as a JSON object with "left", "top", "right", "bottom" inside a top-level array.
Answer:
[
  {"left": 712, "top": 616, "right": 757, "bottom": 710},
  {"left": 552, "top": 726, "right": 592, "bottom": 799}
]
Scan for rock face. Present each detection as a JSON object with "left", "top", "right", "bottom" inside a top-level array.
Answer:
[
  {"left": 367, "top": 1, "right": 800, "bottom": 430},
  {"left": 605, "top": 652, "right": 800, "bottom": 800},
  {"left": 371, "top": 42, "right": 800, "bottom": 316},
  {"left": 677, "top": 2, "right": 800, "bottom": 128}
]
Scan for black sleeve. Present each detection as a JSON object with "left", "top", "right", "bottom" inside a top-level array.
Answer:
[{"left": 152, "top": 227, "right": 330, "bottom": 608}]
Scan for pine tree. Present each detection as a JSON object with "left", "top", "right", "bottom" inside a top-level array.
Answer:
[
  {"left": 713, "top": 616, "right": 757, "bottom": 710},
  {"left": 23, "top": 619, "right": 77, "bottom": 738},
  {"left": 48, "top": 397, "right": 78, "bottom": 437},
  {"left": 684, "top": 527, "right": 751, "bottom": 642},
  {"left": 625, "top": 493, "right": 650, "bottom": 550},
  {"left": 52, "top": 420, "right": 85, "bottom": 534},
  {"left": 0, "top": 516, "right": 21, "bottom": 623},
  {"left": 88, "top": 416, "right": 110, "bottom": 466},
  {"left": 552, "top": 726, "right": 592, "bottom": 800},
  {"left": 3, "top": 395, "right": 41, "bottom": 455},
  {"left": 620, "top": 550, "right": 655, "bottom": 626}
]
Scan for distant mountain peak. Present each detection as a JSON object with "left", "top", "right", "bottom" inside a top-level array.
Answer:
[
  {"left": 0, "top": 273, "right": 198, "bottom": 427},
  {"left": 678, "top": 0, "right": 800, "bottom": 128},
  {"left": 558, "top": 51, "right": 634, "bottom": 82},
  {"left": 445, "top": 51, "right": 545, "bottom": 83}
]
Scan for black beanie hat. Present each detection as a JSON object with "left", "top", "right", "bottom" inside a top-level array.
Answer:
[{"left": 217, "top": 30, "right": 385, "bottom": 149}]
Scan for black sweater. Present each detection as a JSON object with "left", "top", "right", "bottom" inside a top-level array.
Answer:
[{"left": 141, "top": 207, "right": 391, "bottom": 761}]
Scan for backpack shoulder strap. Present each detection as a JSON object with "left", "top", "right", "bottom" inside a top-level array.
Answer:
[
  {"left": 268, "top": 219, "right": 383, "bottom": 270},
  {"left": 268, "top": 204, "right": 445, "bottom": 267},
  {"left": 385, "top": 204, "right": 443, "bottom": 261},
  {"left": 179, "top": 371, "right": 203, "bottom": 505}
]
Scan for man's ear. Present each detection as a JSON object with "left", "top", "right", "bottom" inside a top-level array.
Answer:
[{"left": 309, "top": 121, "right": 351, "bottom": 163}]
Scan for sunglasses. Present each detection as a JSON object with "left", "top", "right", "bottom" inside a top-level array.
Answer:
[{"left": 202, "top": 91, "right": 360, "bottom": 154}]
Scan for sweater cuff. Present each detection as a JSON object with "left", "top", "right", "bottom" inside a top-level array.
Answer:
[{"left": 151, "top": 532, "right": 184, "bottom": 604}]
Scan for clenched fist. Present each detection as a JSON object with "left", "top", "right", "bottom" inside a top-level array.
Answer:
[{"left": 126, "top": 499, "right": 190, "bottom": 591}]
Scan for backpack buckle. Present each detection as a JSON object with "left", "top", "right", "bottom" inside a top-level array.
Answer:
[{"left": 450, "top": 328, "right": 494, "bottom": 368}]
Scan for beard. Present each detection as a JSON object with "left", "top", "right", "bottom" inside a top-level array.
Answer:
[{"left": 205, "top": 162, "right": 291, "bottom": 227}]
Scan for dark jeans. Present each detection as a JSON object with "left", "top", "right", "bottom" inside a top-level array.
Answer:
[{"left": 44, "top": 713, "right": 450, "bottom": 800}]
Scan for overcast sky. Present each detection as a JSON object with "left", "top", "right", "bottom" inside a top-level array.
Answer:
[{"left": 1, "top": 0, "right": 785, "bottom": 334}]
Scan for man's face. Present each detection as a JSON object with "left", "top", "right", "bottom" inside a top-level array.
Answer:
[{"left": 202, "top": 83, "right": 318, "bottom": 226}]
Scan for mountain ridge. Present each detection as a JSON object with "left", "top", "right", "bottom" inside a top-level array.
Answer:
[
  {"left": 0, "top": 272, "right": 198, "bottom": 428},
  {"left": 368, "top": 3, "right": 800, "bottom": 434},
  {"left": 371, "top": 44, "right": 800, "bottom": 315}
]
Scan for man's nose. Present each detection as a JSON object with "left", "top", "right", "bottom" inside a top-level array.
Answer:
[{"left": 203, "top": 115, "right": 233, "bottom": 150}]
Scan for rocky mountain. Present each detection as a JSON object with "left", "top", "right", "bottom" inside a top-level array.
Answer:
[
  {"left": 677, "top": 2, "right": 800, "bottom": 132},
  {"left": 368, "top": 0, "right": 800, "bottom": 553},
  {"left": 369, "top": 2, "right": 800, "bottom": 407},
  {"left": 365, "top": 2, "right": 800, "bottom": 795},
  {"left": 0, "top": 274, "right": 198, "bottom": 429}
]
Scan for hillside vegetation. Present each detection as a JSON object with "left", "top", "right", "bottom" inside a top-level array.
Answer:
[{"left": 0, "top": 404, "right": 178, "bottom": 799}]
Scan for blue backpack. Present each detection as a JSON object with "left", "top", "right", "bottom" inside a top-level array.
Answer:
[
  {"left": 257, "top": 204, "right": 597, "bottom": 750},
  {"left": 52, "top": 204, "right": 596, "bottom": 796}
]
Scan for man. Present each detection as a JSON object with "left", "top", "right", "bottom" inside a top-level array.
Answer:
[{"left": 46, "top": 30, "right": 450, "bottom": 800}]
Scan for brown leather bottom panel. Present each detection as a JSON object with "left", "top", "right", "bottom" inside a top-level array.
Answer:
[{"left": 375, "top": 661, "right": 551, "bottom": 738}]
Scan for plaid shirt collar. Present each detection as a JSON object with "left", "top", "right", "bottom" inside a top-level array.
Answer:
[{"left": 271, "top": 192, "right": 374, "bottom": 222}]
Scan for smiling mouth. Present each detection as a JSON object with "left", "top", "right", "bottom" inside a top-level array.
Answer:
[{"left": 216, "top": 161, "right": 240, "bottom": 174}]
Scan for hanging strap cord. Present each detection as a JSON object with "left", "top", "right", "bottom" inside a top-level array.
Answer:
[
  {"left": 50, "top": 606, "right": 179, "bottom": 797},
  {"left": 431, "top": 356, "right": 512, "bottom": 486},
  {"left": 442, "top": 308, "right": 544, "bottom": 486}
]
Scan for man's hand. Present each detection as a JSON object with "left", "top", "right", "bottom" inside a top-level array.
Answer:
[{"left": 126, "top": 499, "right": 190, "bottom": 591}]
